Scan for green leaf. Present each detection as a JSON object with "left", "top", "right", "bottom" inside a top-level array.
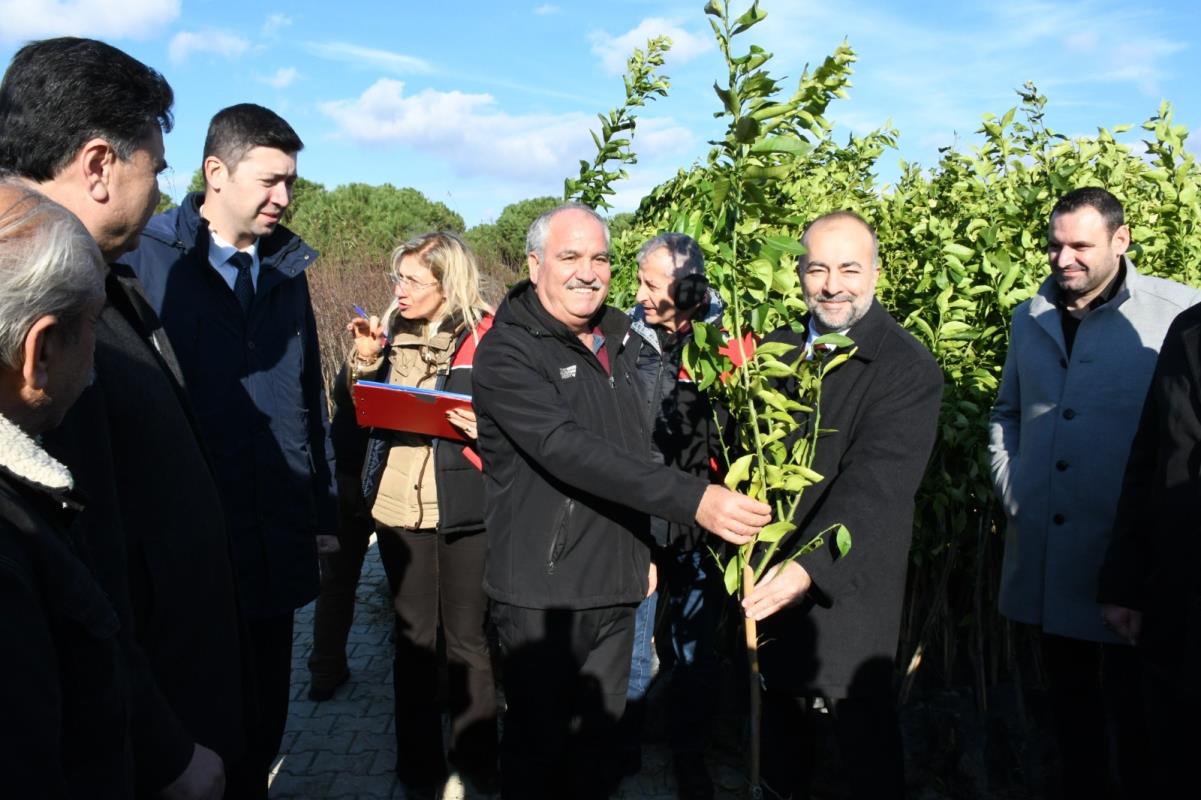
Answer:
[
  {"left": 750, "top": 136, "right": 811, "bottom": 156},
  {"left": 812, "top": 332, "right": 853, "bottom": 349},
  {"left": 703, "top": 0, "right": 724, "bottom": 18},
  {"left": 724, "top": 453, "right": 754, "bottom": 490},
  {"left": 757, "top": 520, "right": 796, "bottom": 544},
  {"left": 834, "top": 524, "right": 852, "bottom": 557},
  {"left": 762, "top": 234, "right": 807, "bottom": 255},
  {"left": 723, "top": 553, "right": 741, "bottom": 596}
]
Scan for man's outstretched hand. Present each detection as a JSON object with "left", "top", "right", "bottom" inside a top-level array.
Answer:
[{"left": 695, "top": 485, "right": 772, "bottom": 545}]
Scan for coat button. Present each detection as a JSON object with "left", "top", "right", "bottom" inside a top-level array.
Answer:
[
  {"left": 248, "top": 341, "right": 256, "bottom": 350},
  {"left": 1053, "top": 513, "right": 1065, "bottom": 525},
  {"left": 1056, "top": 460, "right": 1068, "bottom": 471},
  {"left": 1062, "top": 408, "right": 1075, "bottom": 420}
]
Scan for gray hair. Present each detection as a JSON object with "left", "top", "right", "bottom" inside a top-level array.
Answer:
[
  {"left": 525, "top": 203, "right": 610, "bottom": 260},
  {"left": 636, "top": 232, "right": 705, "bottom": 278},
  {"left": 799, "top": 210, "right": 880, "bottom": 269},
  {"left": 0, "top": 181, "right": 105, "bottom": 369}
]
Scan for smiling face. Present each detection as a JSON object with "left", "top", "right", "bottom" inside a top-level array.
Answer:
[
  {"left": 800, "top": 215, "right": 880, "bottom": 333},
  {"left": 635, "top": 246, "right": 682, "bottom": 331},
  {"left": 528, "top": 209, "right": 611, "bottom": 333},
  {"left": 1048, "top": 205, "right": 1129, "bottom": 307},
  {"left": 203, "top": 145, "right": 297, "bottom": 249},
  {"left": 391, "top": 253, "right": 447, "bottom": 323}
]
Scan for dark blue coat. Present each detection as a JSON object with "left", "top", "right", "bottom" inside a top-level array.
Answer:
[{"left": 121, "top": 193, "right": 337, "bottom": 619}]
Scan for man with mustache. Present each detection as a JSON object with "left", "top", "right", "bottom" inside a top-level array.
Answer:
[
  {"left": 472, "top": 204, "right": 772, "bottom": 799},
  {"left": 741, "top": 211, "right": 943, "bottom": 800},
  {"left": 990, "top": 187, "right": 1200, "bottom": 799},
  {"left": 120, "top": 104, "right": 337, "bottom": 797}
]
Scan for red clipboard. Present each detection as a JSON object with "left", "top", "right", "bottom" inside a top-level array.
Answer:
[{"left": 352, "top": 380, "right": 473, "bottom": 442}]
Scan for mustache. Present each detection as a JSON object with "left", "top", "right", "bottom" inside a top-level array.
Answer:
[
  {"left": 814, "top": 292, "right": 853, "bottom": 302},
  {"left": 566, "top": 279, "right": 603, "bottom": 290}
]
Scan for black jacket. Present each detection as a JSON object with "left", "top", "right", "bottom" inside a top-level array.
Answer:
[
  {"left": 121, "top": 193, "right": 337, "bottom": 619},
  {"left": 43, "top": 265, "right": 248, "bottom": 790},
  {"left": 472, "top": 280, "right": 709, "bottom": 610},
  {"left": 757, "top": 301, "right": 943, "bottom": 698},
  {"left": 1099, "top": 303, "right": 1201, "bottom": 698},
  {"left": 0, "top": 424, "right": 131, "bottom": 798},
  {"left": 361, "top": 315, "right": 490, "bottom": 534},
  {"left": 627, "top": 298, "right": 722, "bottom": 550}
]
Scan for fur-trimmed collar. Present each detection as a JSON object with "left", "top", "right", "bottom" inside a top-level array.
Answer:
[{"left": 0, "top": 411, "right": 73, "bottom": 492}]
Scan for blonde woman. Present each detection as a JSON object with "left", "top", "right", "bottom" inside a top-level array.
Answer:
[{"left": 348, "top": 232, "right": 496, "bottom": 797}]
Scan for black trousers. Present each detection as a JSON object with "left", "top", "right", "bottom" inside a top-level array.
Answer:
[
  {"left": 223, "top": 612, "right": 294, "bottom": 799},
  {"left": 761, "top": 689, "right": 905, "bottom": 800},
  {"left": 307, "top": 473, "right": 374, "bottom": 690},
  {"left": 1143, "top": 668, "right": 1201, "bottom": 798},
  {"left": 1040, "top": 633, "right": 1148, "bottom": 800},
  {"left": 376, "top": 526, "right": 497, "bottom": 785},
  {"left": 492, "top": 602, "right": 636, "bottom": 800}
]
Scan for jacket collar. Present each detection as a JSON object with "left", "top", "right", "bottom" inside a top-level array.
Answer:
[
  {"left": 1028, "top": 254, "right": 1139, "bottom": 355},
  {"left": 143, "top": 192, "right": 319, "bottom": 279},
  {"left": 801, "top": 298, "right": 890, "bottom": 363},
  {"left": 498, "top": 278, "right": 631, "bottom": 356},
  {"left": 0, "top": 411, "right": 73, "bottom": 494}
]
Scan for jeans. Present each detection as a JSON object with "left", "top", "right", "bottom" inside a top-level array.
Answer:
[{"left": 624, "top": 547, "right": 724, "bottom": 756}]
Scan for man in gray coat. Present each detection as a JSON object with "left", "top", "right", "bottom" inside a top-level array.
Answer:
[{"left": 989, "top": 186, "right": 1201, "bottom": 799}]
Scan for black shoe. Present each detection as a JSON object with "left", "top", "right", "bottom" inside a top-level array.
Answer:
[
  {"left": 306, "top": 669, "right": 349, "bottom": 701},
  {"left": 673, "top": 752, "right": 714, "bottom": 800}
]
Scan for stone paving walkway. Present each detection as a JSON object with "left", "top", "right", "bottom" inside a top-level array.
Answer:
[{"left": 269, "top": 537, "right": 749, "bottom": 799}]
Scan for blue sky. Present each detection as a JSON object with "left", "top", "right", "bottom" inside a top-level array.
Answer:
[{"left": 2, "top": 0, "right": 1198, "bottom": 227}]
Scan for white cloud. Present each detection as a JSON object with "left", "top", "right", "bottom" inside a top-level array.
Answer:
[
  {"left": 533, "top": 3, "right": 559, "bottom": 14},
  {"left": 302, "top": 41, "right": 433, "bottom": 75},
  {"left": 262, "top": 12, "right": 293, "bottom": 38},
  {"left": 634, "top": 117, "right": 696, "bottom": 159},
  {"left": 168, "top": 30, "right": 250, "bottom": 64},
  {"left": 0, "top": 0, "right": 180, "bottom": 43},
  {"left": 320, "top": 78, "right": 597, "bottom": 182},
  {"left": 589, "top": 17, "right": 713, "bottom": 75},
  {"left": 258, "top": 67, "right": 298, "bottom": 89}
]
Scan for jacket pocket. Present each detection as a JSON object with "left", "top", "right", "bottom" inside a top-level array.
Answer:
[{"left": 546, "top": 498, "right": 575, "bottom": 574}]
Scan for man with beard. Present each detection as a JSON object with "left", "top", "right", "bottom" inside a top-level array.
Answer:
[
  {"left": 990, "top": 187, "right": 1199, "bottom": 799},
  {"left": 472, "top": 204, "right": 771, "bottom": 799},
  {"left": 742, "top": 211, "right": 943, "bottom": 799}
]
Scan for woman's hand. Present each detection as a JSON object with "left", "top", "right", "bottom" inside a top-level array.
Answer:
[
  {"left": 446, "top": 407, "right": 478, "bottom": 440},
  {"left": 347, "top": 315, "right": 386, "bottom": 363}
]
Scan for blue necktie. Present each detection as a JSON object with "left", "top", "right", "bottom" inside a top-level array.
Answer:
[{"left": 229, "top": 251, "right": 254, "bottom": 315}]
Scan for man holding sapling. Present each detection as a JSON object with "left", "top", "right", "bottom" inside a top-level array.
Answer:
[
  {"left": 742, "top": 211, "right": 942, "bottom": 800},
  {"left": 990, "top": 187, "right": 1200, "bottom": 799},
  {"left": 618, "top": 232, "right": 725, "bottom": 799},
  {"left": 471, "top": 204, "right": 771, "bottom": 798}
]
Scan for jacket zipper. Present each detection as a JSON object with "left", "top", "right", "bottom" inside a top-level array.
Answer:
[{"left": 546, "top": 498, "right": 575, "bottom": 573}]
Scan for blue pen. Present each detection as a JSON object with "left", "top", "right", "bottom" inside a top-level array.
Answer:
[{"left": 352, "top": 304, "right": 369, "bottom": 318}]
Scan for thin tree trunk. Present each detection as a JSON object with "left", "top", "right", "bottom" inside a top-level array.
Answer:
[{"left": 743, "top": 564, "right": 763, "bottom": 798}]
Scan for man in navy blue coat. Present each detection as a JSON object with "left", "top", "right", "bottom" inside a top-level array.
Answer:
[{"left": 121, "top": 103, "right": 337, "bottom": 798}]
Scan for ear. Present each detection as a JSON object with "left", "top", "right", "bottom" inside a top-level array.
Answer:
[
  {"left": 78, "top": 138, "right": 117, "bottom": 203},
  {"left": 204, "top": 156, "right": 229, "bottom": 192},
  {"left": 1112, "top": 224, "right": 1131, "bottom": 255},
  {"left": 527, "top": 252, "right": 541, "bottom": 284},
  {"left": 20, "top": 315, "right": 57, "bottom": 393}
]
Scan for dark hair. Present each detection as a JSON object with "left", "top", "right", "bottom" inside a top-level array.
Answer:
[
  {"left": 0, "top": 37, "right": 174, "bottom": 181},
  {"left": 1051, "top": 187, "right": 1125, "bottom": 235},
  {"left": 203, "top": 104, "right": 304, "bottom": 174}
]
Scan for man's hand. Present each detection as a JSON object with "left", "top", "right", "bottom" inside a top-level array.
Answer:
[
  {"left": 316, "top": 534, "right": 341, "bottom": 555},
  {"left": 695, "top": 485, "right": 772, "bottom": 544},
  {"left": 160, "top": 743, "right": 224, "bottom": 800},
  {"left": 741, "top": 561, "right": 812, "bottom": 621},
  {"left": 1101, "top": 604, "right": 1143, "bottom": 645},
  {"left": 647, "top": 561, "right": 658, "bottom": 598}
]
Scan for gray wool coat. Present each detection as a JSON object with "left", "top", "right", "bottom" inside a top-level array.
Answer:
[{"left": 989, "top": 257, "right": 1201, "bottom": 642}]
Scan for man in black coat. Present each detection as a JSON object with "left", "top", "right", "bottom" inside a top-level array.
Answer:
[
  {"left": 741, "top": 211, "right": 943, "bottom": 800},
  {"left": 121, "top": 104, "right": 337, "bottom": 797},
  {"left": 1098, "top": 302, "right": 1201, "bottom": 796},
  {"left": 472, "top": 204, "right": 772, "bottom": 799},
  {"left": 0, "top": 38, "right": 241, "bottom": 799},
  {"left": 0, "top": 182, "right": 128, "bottom": 799}
]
